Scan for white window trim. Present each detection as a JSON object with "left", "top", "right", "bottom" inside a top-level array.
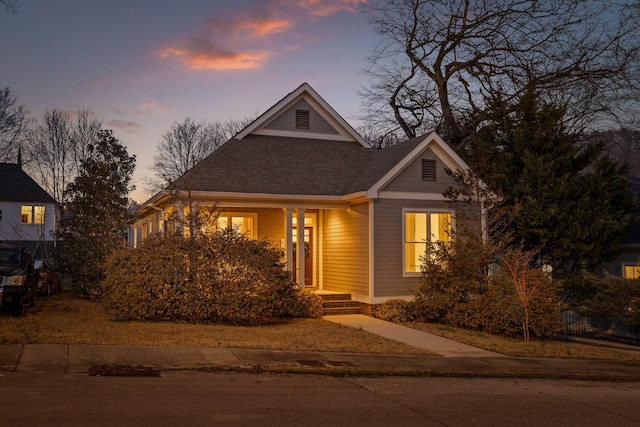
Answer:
[
  {"left": 217, "top": 212, "right": 258, "bottom": 239},
  {"left": 402, "top": 207, "right": 454, "bottom": 277}
]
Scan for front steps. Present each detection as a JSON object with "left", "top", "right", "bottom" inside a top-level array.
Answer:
[{"left": 318, "top": 293, "right": 361, "bottom": 315}]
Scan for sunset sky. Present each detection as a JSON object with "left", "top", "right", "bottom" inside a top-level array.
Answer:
[{"left": 0, "top": 0, "right": 376, "bottom": 202}]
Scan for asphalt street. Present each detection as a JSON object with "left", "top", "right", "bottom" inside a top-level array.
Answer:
[{"left": 0, "top": 371, "right": 638, "bottom": 426}]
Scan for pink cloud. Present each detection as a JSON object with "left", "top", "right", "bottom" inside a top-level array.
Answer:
[
  {"left": 159, "top": 38, "right": 271, "bottom": 70},
  {"left": 159, "top": 0, "right": 366, "bottom": 71},
  {"left": 285, "top": 0, "right": 368, "bottom": 18},
  {"left": 236, "top": 17, "right": 293, "bottom": 37}
]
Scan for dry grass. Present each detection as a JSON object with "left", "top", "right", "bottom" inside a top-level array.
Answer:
[
  {"left": 404, "top": 322, "right": 640, "bottom": 362},
  {"left": 0, "top": 292, "right": 433, "bottom": 355},
  {"left": 2, "top": 293, "right": 638, "bottom": 361}
]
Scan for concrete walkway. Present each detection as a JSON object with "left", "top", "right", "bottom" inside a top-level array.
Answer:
[{"left": 323, "top": 314, "right": 503, "bottom": 357}]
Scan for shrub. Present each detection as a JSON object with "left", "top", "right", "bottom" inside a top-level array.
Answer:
[
  {"left": 375, "top": 298, "right": 416, "bottom": 322},
  {"left": 102, "top": 228, "right": 321, "bottom": 325},
  {"left": 412, "top": 236, "right": 560, "bottom": 340}
]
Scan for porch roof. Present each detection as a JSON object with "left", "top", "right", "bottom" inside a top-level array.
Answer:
[{"left": 167, "top": 134, "right": 425, "bottom": 197}]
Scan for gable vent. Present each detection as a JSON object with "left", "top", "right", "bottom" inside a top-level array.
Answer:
[
  {"left": 421, "top": 159, "right": 437, "bottom": 181},
  {"left": 296, "top": 109, "right": 310, "bottom": 129}
]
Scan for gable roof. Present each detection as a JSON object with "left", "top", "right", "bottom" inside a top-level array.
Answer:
[
  {"left": 0, "top": 163, "right": 56, "bottom": 204},
  {"left": 141, "top": 84, "right": 473, "bottom": 208},
  {"left": 235, "top": 82, "right": 369, "bottom": 147},
  {"left": 166, "top": 132, "right": 466, "bottom": 198}
]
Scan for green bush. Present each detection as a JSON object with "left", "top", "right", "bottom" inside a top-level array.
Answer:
[
  {"left": 102, "top": 229, "right": 322, "bottom": 325},
  {"left": 374, "top": 298, "right": 416, "bottom": 322}
]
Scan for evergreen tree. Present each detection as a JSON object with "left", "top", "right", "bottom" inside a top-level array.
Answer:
[
  {"left": 55, "top": 129, "right": 136, "bottom": 294},
  {"left": 466, "top": 88, "right": 635, "bottom": 278}
]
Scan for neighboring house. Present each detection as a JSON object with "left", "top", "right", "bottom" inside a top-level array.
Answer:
[
  {"left": 0, "top": 160, "right": 59, "bottom": 258},
  {"left": 132, "top": 83, "right": 477, "bottom": 310},
  {"left": 602, "top": 180, "right": 640, "bottom": 279}
]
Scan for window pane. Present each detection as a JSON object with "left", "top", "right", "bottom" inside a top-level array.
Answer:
[
  {"left": 218, "top": 217, "right": 228, "bottom": 230},
  {"left": 624, "top": 265, "right": 640, "bottom": 279},
  {"left": 34, "top": 206, "right": 45, "bottom": 224},
  {"left": 21, "top": 206, "right": 32, "bottom": 224},
  {"left": 405, "top": 212, "right": 427, "bottom": 243},
  {"left": 405, "top": 243, "right": 426, "bottom": 273},
  {"left": 430, "top": 213, "right": 451, "bottom": 242}
]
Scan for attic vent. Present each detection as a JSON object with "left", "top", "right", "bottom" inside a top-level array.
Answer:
[
  {"left": 421, "top": 159, "right": 437, "bottom": 181},
  {"left": 296, "top": 109, "right": 310, "bottom": 129}
]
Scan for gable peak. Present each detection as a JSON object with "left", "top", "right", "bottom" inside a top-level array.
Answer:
[{"left": 235, "top": 83, "right": 368, "bottom": 147}]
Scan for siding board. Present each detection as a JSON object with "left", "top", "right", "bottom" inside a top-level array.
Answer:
[{"left": 322, "top": 203, "right": 369, "bottom": 296}]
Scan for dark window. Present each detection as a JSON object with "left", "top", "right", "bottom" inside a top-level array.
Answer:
[
  {"left": 421, "top": 159, "right": 437, "bottom": 181},
  {"left": 296, "top": 109, "right": 310, "bottom": 129}
]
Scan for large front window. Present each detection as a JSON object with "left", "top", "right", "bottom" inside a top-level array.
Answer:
[{"left": 404, "top": 211, "right": 452, "bottom": 275}]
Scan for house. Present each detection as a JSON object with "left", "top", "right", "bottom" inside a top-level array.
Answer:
[
  {"left": 601, "top": 180, "right": 640, "bottom": 279},
  {"left": 0, "top": 160, "right": 59, "bottom": 258},
  {"left": 132, "top": 83, "right": 478, "bottom": 311}
]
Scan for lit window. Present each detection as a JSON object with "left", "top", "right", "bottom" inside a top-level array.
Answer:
[
  {"left": 217, "top": 213, "right": 256, "bottom": 238},
  {"left": 404, "top": 211, "right": 452, "bottom": 274},
  {"left": 624, "top": 265, "right": 640, "bottom": 279},
  {"left": 21, "top": 205, "right": 45, "bottom": 225}
]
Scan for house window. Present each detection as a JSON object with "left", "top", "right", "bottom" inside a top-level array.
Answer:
[
  {"left": 421, "top": 159, "right": 437, "bottom": 181},
  {"left": 623, "top": 265, "right": 640, "bottom": 279},
  {"left": 296, "top": 109, "right": 310, "bottom": 129},
  {"left": 21, "top": 205, "right": 45, "bottom": 225},
  {"left": 217, "top": 213, "right": 257, "bottom": 239},
  {"left": 404, "top": 210, "right": 452, "bottom": 275}
]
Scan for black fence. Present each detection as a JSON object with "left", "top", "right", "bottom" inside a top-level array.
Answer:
[{"left": 561, "top": 310, "right": 639, "bottom": 342}]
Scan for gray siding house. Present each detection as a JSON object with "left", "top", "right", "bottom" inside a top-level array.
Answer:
[
  {"left": 132, "top": 83, "right": 477, "bottom": 308},
  {"left": 0, "top": 161, "right": 58, "bottom": 258}
]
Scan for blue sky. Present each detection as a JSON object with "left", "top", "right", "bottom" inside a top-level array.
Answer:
[{"left": 0, "top": 0, "right": 376, "bottom": 202}]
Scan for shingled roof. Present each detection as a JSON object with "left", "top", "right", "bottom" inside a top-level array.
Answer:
[
  {"left": 167, "top": 134, "right": 425, "bottom": 196},
  {"left": 0, "top": 163, "right": 56, "bottom": 204}
]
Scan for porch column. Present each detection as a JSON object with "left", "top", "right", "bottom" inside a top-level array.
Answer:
[
  {"left": 284, "top": 208, "right": 294, "bottom": 276},
  {"left": 296, "top": 208, "right": 306, "bottom": 288}
]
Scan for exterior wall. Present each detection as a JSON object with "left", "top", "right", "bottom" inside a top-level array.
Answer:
[
  {"left": 264, "top": 99, "right": 339, "bottom": 135},
  {"left": 600, "top": 247, "right": 640, "bottom": 277},
  {"left": 373, "top": 146, "right": 466, "bottom": 299},
  {"left": 373, "top": 198, "right": 453, "bottom": 298},
  {"left": 322, "top": 203, "right": 370, "bottom": 297},
  {"left": 0, "top": 201, "right": 58, "bottom": 256},
  {"left": 382, "top": 148, "right": 459, "bottom": 193}
]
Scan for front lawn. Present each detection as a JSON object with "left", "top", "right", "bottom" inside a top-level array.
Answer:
[{"left": 0, "top": 292, "right": 433, "bottom": 355}]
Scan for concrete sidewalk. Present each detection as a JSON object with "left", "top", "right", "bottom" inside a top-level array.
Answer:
[
  {"left": 324, "top": 314, "right": 503, "bottom": 357},
  {"left": 0, "top": 315, "right": 638, "bottom": 380}
]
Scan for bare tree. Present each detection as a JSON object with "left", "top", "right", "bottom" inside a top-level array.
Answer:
[
  {"left": 0, "top": 0, "right": 17, "bottom": 13},
  {"left": 25, "top": 109, "right": 102, "bottom": 205},
  {"left": 146, "top": 116, "right": 253, "bottom": 193},
  {"left": 0, "top": 87, "right": 28, "bottom": 162},
  {"left": 70, "top": 109, "right": 101, "bottom": 176},
  {"left": 361, "top": 0, "right": 640, "bottom": 146}
]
